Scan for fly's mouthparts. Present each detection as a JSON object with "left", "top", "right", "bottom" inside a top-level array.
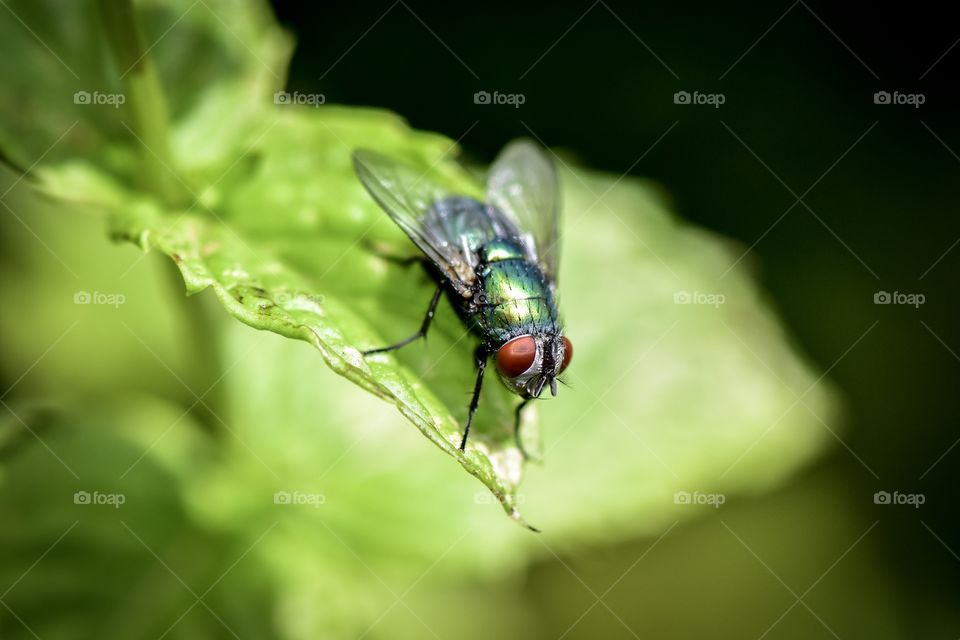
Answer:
[{"left": 531, "top": 376, "right": 548, "bottom": 398}]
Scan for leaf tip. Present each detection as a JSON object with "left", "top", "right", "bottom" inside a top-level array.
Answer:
[{"left": 509, "top": 507, "right": 540, "bottom": 533}]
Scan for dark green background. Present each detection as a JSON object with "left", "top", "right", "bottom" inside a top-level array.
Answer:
[{"left": 271, "top": 0, "right": 958, "bottom": 636}]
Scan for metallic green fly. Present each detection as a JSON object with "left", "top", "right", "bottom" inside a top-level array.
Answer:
[{"left": 353, "top": 140, "right": 572, "bottom": 456}]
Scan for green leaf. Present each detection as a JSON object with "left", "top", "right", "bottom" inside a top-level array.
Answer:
[
  {"left": 0, "top": 0, "right": 540, "bottom": 522},
  {"left": 0, "top": 0, "right": 290, "bottom": 183},
  {"left": 1, "top": 0, "right": 839, "bottom": 530},
  {"left": 101, "top": 107, "right": 538, "bottom": 525},
  {"left": 190, "top": 158, "right": 842, "bottom": 549}
]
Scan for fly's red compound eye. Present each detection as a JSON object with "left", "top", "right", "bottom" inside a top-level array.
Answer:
[
  {"left": 496, "top": 336, "right": 537, "bottom": 378},
  {"left": 559, "top": 336, "right": 573, "bottom": 373}
]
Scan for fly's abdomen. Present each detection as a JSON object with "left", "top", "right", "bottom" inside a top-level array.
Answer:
[{"left": 468, "top": 239, "right": 558, "bottom": 344}]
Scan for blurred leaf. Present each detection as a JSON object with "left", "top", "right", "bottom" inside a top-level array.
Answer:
[
  {"left": 524, "top": 467, "right": 900, "bottom": 640},
  {"left": 0, "top": 0, "right": 289, "bottom": 180},
  {"left": 0, "top": 397, "right": 277, "bottom": 640},
  {"left": 519, "top": 168, "right": 841, "bottom": 541},
  {"left": 0, "top": 179, "right": 192, "bottom": 401}
]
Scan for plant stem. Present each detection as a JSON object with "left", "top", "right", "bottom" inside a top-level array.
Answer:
[
  {"left": 100, "top": 1, "right": 222, "bottom": 426},
  {"left": 161, "top": 259, "right": 225, "bottom": 433},
  {"left": 97, "top": 0, "right": 184, "bottom": 205}
]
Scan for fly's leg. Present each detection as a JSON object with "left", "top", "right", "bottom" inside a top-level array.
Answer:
[
  {"left": 460, "top": 347, "right": 488, "bottom": 451},
  {"left": 379, "top": 254, "right": 427, "bottom": 268},
  {"left": 363, "top": 285, "right": 443, "bottom": 355},
  {"left": 362, "top": 241, "right": 428, "bottom": 268},
  {"left": 513, "top": 398, "right": 532, "bottom": 460}
]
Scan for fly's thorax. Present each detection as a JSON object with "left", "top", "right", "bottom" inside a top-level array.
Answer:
[
  {"left": 472, "top": 256, "right": 558, "bottom": 345},
  {"left": 479, "top": 238, "right": 527, "bottom": 263},
  {"left": 444, "top": 236, "right": 558, "bottom": 345}
]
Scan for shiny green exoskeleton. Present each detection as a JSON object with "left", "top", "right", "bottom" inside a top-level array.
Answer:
[
  {"left": 353, "top": 141, "right": 572, "bottom": 455},
  {"left": 469, "top": 237, "right": 558, "bottom": 344}
]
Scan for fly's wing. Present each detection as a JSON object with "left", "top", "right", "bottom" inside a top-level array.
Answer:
[
  {"left": 485, "top": 139, "right": 561, "bottom": 283},
  {"left": 353, "top": 149, "right": 476, "bottom": 295}
]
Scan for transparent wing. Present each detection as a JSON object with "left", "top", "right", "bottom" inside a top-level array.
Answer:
[
  {"left": 486, "top": 139, "right": 561, "bottom": 282},
  {"left": 353, "top": 149, "right": 475, "bottom": 295}
]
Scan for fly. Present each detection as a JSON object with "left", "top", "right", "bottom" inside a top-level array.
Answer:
[{"left": 353, "top": 140, "right": 572, "bottom": 456}]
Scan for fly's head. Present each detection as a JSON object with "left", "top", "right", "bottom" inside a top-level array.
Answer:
[{"left": 494, "top": 333, "right": 572, "bottom": 399}]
